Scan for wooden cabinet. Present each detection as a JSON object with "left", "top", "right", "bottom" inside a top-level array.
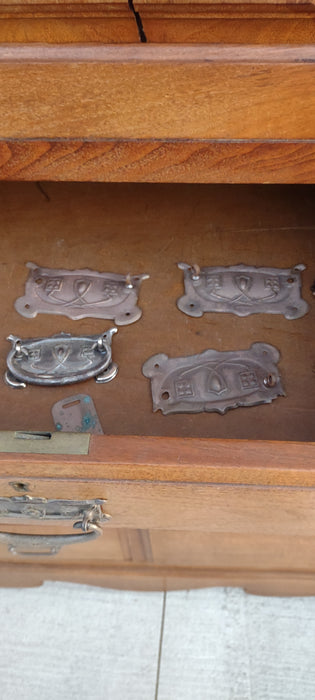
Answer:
[{"left": 0, "top": 1, "right": 314, "bottom": 594}]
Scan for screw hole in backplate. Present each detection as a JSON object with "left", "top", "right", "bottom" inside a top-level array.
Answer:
[{"left": 264, "top": 373, "right": 277, "bottom": 388}]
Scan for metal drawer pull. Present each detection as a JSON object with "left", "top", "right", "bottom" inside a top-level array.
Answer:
[
  {"left": 15, "top": 262, "right": 149, "bottom": 325},
  {"left": 143, "top": 342, "right": 284, "bottom": 415},
  {"left": 5, "top": 329, "right": 118, "bottom": 388},
  {"left": 0, "top": 497, "right": 110, "bottom": 556},
  {"left": 0, "top": 528, "right": 100, "bottom": 557},
  {"left": 177, "top": 262, "right": 309, "bottom": 320}
]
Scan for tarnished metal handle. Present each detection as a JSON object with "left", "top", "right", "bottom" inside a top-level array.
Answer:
[{"left": 0, "top": 528, "right": 101, "bottom": 557}]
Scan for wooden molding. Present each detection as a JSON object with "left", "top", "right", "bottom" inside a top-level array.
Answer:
[
  {"left": 1, "top": 2, "right": 314, "bottom": 45},
  {"left": 0, "top": 436, "right": 315, "bottom": 487},
  {"left": 1, "top": 139, "right": 315, "bottom": 183},
  {"left": 0, "top": 45, "right": 315, "bottom": 141}
]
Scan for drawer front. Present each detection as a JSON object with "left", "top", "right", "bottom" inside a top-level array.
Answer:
[
  {"left": 0, "top": 522, "right": 315, "bottom": 573},
  {"left": 1, "top": 482, "right": 315, "bottom": 535}
]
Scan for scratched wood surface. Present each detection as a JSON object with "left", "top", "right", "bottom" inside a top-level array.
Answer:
[{"left": 0, "top": 181, "right": 314, "bottom": 442}]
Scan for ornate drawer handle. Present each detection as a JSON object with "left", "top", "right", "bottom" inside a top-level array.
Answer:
[
  {"left": 177, "top": 262, "right": 309, "bottom": 320},
  {"left": 0, "top": 528, "right": 100, "bottom": 557},
  {"left": 15, "top": 262, "right": 149, "bottom": 325},
  {"left": 5, "top": 329, "right": 118, "bottom": 388},
  {"left": 0, "top": 497, "right": 110, "bottom": 556},
  {"left": 143, "top": 342, "right": 285, "bottom": 415}
]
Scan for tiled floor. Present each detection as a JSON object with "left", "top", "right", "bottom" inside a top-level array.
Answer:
[{"left": 0, "top": 582, "right": 314, "bottom": 699}]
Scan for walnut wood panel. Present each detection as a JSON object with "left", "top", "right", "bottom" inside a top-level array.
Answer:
[
  {"left": 0, "top": 182, "right": 313, "bottom": 442},
  {"left": 1, "top": 140, "right": 315, "bottom": 183},
  {"left": 1, "top": 45, "right": 315, "bottom": 139}
]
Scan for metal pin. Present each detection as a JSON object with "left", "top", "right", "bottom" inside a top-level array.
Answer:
[
  {"left": 191, "top": 264, "right": 201, "bottom": 281},
  {"left": 125, "top": 273, "right": 133, "bottom": 290}
]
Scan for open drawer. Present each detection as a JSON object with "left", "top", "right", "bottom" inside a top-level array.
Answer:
[{"left": 0, "top": 181, "right": 314, "bottom": 593}]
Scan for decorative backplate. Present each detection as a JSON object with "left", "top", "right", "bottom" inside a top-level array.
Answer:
[
  {"left": 15, "top": 262, "right": 149, "bottom": 325},
  {"left": 0, "top": 496, "right": 109, "bottom": 523},
  {"left": 142, "top": 343, "right": 285, "bottom": 415},
  {"left": 5, "top": 329, "right": 118, "bottom": 388},
  {"left": 52, "top": 394, "right": 104, "bottom": 434},
  {"left": 177, "top": 262, "right": 309, "bottom": 319}
]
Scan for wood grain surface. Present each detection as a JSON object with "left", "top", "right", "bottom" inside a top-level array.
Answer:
[
  {"left": 1, "top": 139, "right": 315, "bottom": 183},
  {"left": 4, "top": 481, "right": 315, "bottom": 534},
  {"left": 0, "top": 2, "right": 139, "bottom": 44},
  {"left": 1, "top": 3, "right": 314, "bottom": 45},
  {"left": 3, "top": 482, "right": 315, "bottom": 534},
  {"left": 0, "top": 45, "right": 315, "bottom": 140},
  {"left": 2, "top": 486, "right": 315, "bottom": 570},
  {"left": 136, "top": 2, "right": 315, "bottom": 44}
]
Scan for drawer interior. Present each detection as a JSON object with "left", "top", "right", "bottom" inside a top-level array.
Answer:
[{"left": 0, "top": 181, "right": 314, "bottom": 442}]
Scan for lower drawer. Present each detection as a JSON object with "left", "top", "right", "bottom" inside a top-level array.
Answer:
[
  {"left": 1, "top": 524, "right": 315, "bottom": 573},
  {"left": 1, "top": 522, "right": 315, "bottom": 596}
]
